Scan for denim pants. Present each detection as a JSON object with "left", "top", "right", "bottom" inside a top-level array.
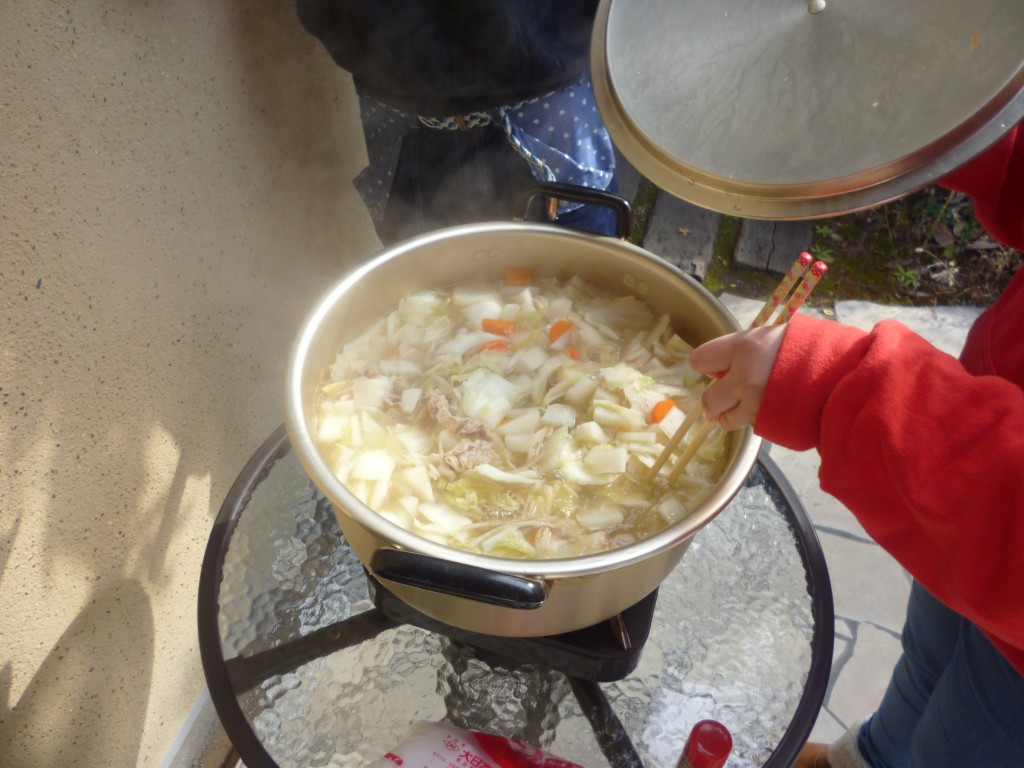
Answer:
[
  {"left": 548, "top": 176, "right": 621, "bottom": 239},
  {"left": 857, "top": 581, "right": 1024, "bottom": 767}
]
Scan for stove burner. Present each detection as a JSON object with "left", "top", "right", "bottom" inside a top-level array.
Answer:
[{"left": 369, "top": 575, "right": 658, "bottom": 683}]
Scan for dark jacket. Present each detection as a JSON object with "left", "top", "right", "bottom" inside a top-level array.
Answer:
[{"left": 296, "top": 0, "right": 599, "bottom": 116}]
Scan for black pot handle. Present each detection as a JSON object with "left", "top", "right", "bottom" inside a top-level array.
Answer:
[
  {"left": 514, "top": 180, "right": 633, "bottom": 240},
  {"left": 369, "top": 548, "right": 549, "bottom": 610}
]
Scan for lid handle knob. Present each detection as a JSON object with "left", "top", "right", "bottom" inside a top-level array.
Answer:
[{"left": 808, "top": 0, "right": 826, "bottom": 13}]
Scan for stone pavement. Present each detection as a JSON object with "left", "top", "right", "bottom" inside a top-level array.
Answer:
[
  {"left": 627, "top": 151, "right": 986, "bottom": 746},
  {"left": 614, "top": 151, "right": 815, "bottom": 282}
]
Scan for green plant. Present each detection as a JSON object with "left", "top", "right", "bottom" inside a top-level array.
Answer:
[
  {"left": 894, "top": 263, "right": 921, "bottom": 291},
  {"left": 810, "top": 242, "right": 834, "bottom": 263}
]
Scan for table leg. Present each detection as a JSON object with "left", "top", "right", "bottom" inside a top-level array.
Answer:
[
  {"left": 225, "top": 609, "right": 398, "bottom": 693},
  {"left": 568, "top": 676, "right": 645, "bottom": 768}
]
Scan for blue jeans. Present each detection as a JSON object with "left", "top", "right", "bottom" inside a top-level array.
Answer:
[
  {"left": 857, "top": 581, "right": 1024, "bottom": 768},
  {"left": 552, "top": 177, "right": 622, "bottom": 239}
]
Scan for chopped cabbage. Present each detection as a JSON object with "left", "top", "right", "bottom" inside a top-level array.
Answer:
[
  {"left": 472, "top": 463, "right": 542, "bottom": 486},
  {"left": 497, "top": 408, "right": 542, "bottom": 435},
  {"left": 592, "top": 400, "right": 647, "bottom": 432},
  {"left": 353, "top": 376, "right": 392, "bottom": 409},
  {"left": 415, "top": 502, "right": 474, "bottom": 535},
  {"left": 573, "top": 421, "right": 608, "bottom": 444},
  {"left": 460, "top": 370, "right": 522, "bottom": 428},
  {"left": 460, "top": 298, "right": 503, "bottom": 325},
  {"left": 400, "top": 388, "right": 422, "bottom": 414},
  {"left": 577, "top": 502, "right": 625, "bottom": 531},
  {"left": 542, "top": 403, "right": 576, "bottom": 428},
  {"left": 583, "top": 445, "right": 628, "bottom": 475},
  {"left": 314, "top": 274, "right": 729, "bottom": 558},
  {"left": 475, "top": 524, "right": 536, "bottom": 557},
  {"left": 394, "top": 465, "right": 435, "bottom": 501},
  {"left": 349, "top": 450, "right": 396, "bottom": 482}
]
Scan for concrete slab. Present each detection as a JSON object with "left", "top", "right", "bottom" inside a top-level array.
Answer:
[
  {"left": 768, "top": 445, "right": 869, "bottom": 540},
  {"left": 642, "top": 193, "right": 721, "bottom": 280},
  {"left": 835, "top": 301, "right": 984, "bottom": 357},
  {"left": 809, "top": 706, "right": 848, "bottom": 746},
  {"left": 614, "top": 149, "right": 642, "bottom": 208},
  {"left": 718, "top": 293, "right": 832, "bottom": 332},
  {"left": 823, "top": 622, "right": 905, "bottom": 731},
  {"left": 734, "top": 220, "right": 815, "bottom": 273},
  {"left": 818, "top": 533, "right": 911, "bottom": 634}
]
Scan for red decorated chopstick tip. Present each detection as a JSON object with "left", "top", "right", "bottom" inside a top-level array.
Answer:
[
  {"left": 771, "top": 259, "right": 828, "bottom": 325},
  {"left": 751, "top": 251, "right": 814, "bottom": 329}
]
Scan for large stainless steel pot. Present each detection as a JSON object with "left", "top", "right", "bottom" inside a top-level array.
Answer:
[{"left": 285, "top": 217, "right": 762, "bottom": 637}]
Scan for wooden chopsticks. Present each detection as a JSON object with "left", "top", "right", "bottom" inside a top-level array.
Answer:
[{"left": 646, "top": 253, "right": 828, "bottom": 483}]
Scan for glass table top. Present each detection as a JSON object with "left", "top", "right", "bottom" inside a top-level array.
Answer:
[{"left": 199, "top": 426, "right": 832, "bottom": 768}]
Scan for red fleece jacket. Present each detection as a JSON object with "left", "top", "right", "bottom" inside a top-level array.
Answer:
[{"left": 756, "top": 124, "right": 1024, "bottom": 675}]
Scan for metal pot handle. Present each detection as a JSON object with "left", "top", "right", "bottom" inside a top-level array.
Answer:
[
  {"left": 514, "top": 180, "right": 633, "bottom": 240},
  {"left": 369, "top": 548, "right": 549, "bottom": 610}
]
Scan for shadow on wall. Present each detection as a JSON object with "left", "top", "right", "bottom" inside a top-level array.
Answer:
[
  {"left": 1, "top": 581, "right": 154, "bottom": 768},
  {"left": 227, "top": 0, "right": 379, "bottom": 260},
  {"left": 2, "top": 0, "right": 371, "bottom": 764}
]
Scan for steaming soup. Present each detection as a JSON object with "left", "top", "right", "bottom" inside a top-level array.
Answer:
[{"left": 314, "top": 269, "right": 728, "bottom": 559}]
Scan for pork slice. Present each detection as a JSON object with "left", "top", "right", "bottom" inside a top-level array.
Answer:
[
  {"left": 441, "top": 438, "right": 499, "bottom": 473},
  {"left": 425, "top": 389, "right": 494, "bottom": 440}
]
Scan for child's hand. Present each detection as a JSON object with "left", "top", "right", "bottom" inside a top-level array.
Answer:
[{"left": 689, "top": 325, "right": 788, "bottom": 430}]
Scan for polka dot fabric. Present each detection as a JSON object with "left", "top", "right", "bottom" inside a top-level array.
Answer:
[{"left": 354, "top": 75, "right": 616, "bottom": 227}]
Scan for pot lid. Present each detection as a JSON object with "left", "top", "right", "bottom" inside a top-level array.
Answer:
[{"left": 591, "top": 0, "right": 1024, "bottom": 219}]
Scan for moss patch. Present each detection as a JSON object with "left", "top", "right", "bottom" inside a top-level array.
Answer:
[
  {"left": 706, "top": 186, "right": 1020, "bottom": 308},
  {"left": 627, "top": 177, "right": 660, "bottom": 246},
  {"left": 704, "top": 216, "right": 797, "bottom": 301}
]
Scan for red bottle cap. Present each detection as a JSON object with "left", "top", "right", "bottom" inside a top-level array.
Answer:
[{"left": 682, "top": 720, "right": 733, "bottom": 768}]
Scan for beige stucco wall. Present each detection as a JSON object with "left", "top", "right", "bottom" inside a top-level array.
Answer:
[{"left": 1, "top": 1, "right": 380, "bottom": 765}]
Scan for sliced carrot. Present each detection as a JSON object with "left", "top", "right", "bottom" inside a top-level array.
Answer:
[
  {"left": 479, "top": 339, "right": 510, "bottom": 352},
  {"left": 564, "top": 346, "right": 580, "bottom": 360},
  {"left": 548, "top": 319, "right": 573, "bottom": 343},
  {"left": 504, "top": 267, "right": 533, "bottom": 286},
  {"left": 482, "top": 318, "right": 517, "bottom": 336},
  {"left": 651, "top": 400, "right": 676, "bottom": 423}
]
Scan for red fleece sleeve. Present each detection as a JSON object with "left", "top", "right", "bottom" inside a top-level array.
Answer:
[
  {"left": 940, "top": 123, "right": 1024, "bottom": 252},
  {"left": 756, "top": 315, "right": 1024, "bottom": 661},
  {"left": 754, "top": 315, "right": 870, "bottom": 451}
]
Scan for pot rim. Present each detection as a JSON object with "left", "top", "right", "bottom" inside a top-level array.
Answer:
[{"left": 285, "top": 221, "right": 762, "bottom": 579}]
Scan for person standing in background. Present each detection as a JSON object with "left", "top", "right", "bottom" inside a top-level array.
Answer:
[{"left": 296, "top": 0, "right": 620, "bottom": 244}]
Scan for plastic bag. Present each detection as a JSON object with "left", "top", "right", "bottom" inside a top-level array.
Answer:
[{"left": 365, "top": 721, "right": 582, "bottom": 768}]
